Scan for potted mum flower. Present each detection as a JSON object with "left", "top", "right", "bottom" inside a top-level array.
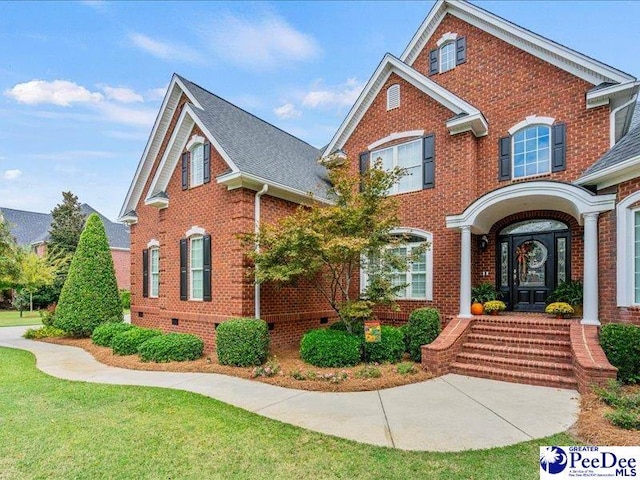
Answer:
[
  {"left": 545, "top": 302, "right": 574, "bottom": 319},
  {"left": 483, "top": 300, "right": 506, "bottom": 315}
]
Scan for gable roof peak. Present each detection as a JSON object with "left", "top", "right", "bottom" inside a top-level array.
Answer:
[{"left": 401, "top": 0, "right": 635, "bottom": 86}]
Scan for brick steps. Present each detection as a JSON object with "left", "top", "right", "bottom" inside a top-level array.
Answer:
[
  {"left": 450, "top": 362, "right": 578, "bottom": 389},
  {"left": 451, "top": 315, "right": 577, "bottom": 389}
]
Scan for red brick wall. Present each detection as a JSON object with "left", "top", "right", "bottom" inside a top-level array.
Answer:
[
  {"left": 599, "top": 178, "right": 640, "bottom": 326},
  {"left": 341, "top": 14, "right": 610, "bottom": 321},
  {"left": 111, "top": 249, "right": 130, "bottom": 290}
]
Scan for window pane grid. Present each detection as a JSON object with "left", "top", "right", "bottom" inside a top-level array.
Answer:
[
  {"left": 371, "top": 139, "right": 422, "bottom": 195},
  {"left": 190, "top": 144, "right": 204, "bottom": 187},
  {"left": 190, "top": 237, "right": 204, "bottom": 300},
  {"left": 635, "top": 212, "right": 640, "bottom": 303},
  {"left": 150, "top": 248, "right": 159, "bottom": 297},
  {"left": 513, "top": 126, "right": 551, "bottom": 179},
  {"left": 440, "top": 42, "right": 455, "bottom": 72}
]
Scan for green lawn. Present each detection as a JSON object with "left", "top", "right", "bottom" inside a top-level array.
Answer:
[
  {"left": 0, "top": 310, "right": 42, "bottom": 327},
  {"left": 0, "top": 347, "right": 576, "bottom": 480}
]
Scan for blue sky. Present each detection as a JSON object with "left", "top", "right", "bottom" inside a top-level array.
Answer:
[{"left": 1, "top": 1, "right": 638, "bottom": 221}]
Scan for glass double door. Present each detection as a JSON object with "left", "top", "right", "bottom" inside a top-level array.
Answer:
[{"left": 497, "top": 228, "right": 570, "bottom": 312}]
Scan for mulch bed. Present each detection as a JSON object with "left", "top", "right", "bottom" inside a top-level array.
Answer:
[
  {"left": 40, "top": 337, "right": 433, "bottom": 392},
  {"left": 574, "top": 385, "right": 640, "bottom": 446}
]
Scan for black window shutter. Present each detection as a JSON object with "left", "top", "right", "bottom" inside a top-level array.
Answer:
[
  {"left": 429, "top": 48, "right": 439, "bottom": 75},
  {"left": 499, "top": 136, "right": 511, "bottom": 181},
  {"left": 203, "top": 234, "right": 212, "bottom": 302},
  {"left": 422, "top": 134, "right": 435, "bottom": 189},
  {"left": 203, "top": 143, "right": 211, "bottom": 184},
  {"left": 456, "top": 36, "right": 467, "bottom": 65},
  {"left": 180, "top": 239, "right": 188, "bottom": 301},
  {"left": 552, "top": 123, "right": 567, "bottom": 172},
  {"left": 181, "top": 152, "right": 189, "bottom": 190},
  {"left": 142, "top": 249, "right": 149, "bottom": 298},
  {"left": 359, "top": 151, "right": 369, "bottom": 192}
]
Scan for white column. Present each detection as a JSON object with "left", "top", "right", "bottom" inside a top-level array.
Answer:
[
  {"left": 582, "top": 212, "right": 600, "bottom": 325},
  {"left": 459, "top": 225, "right": 472, "bottom": 318}
]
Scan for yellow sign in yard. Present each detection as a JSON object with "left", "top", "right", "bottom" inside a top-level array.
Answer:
[{"left": 364, "top": 321, "right": 381, "bottom": 343}]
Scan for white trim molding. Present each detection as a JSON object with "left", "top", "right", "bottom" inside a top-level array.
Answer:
[
  {"left": 436, "top": 32, "right": 458, "bottom": 47},
  {"left": 616, "top": 190, "right": 640, "bottom": 307},
  {"left": 576, "top": 155, "right": 640, "bottom": 191},
  {"left": 446, "top": 181, "right": 616, "bottom": 234},
  {"left": 507, "top": 116, "right": 555, "bottom": 135},
  {"left": 367, "top": 130, "right": 425, "bottom": 151},
  {"left": 186, "top": 135, "right": 206, "bottom": 150},
  {"left": 185, "top": 226, "right": 206, "bottom": 238},
  {"left": 322, "top": 53, "right": 487, "bottom": 156},
  {"left": 146, "top": 239, "right": 160, "bottom": 248},
  {"left": 401, "top": 0, "right": 635, "bottom": 85}
]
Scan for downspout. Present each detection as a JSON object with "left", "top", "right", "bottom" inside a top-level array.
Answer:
[{"left": 254, "top": 184, "right": 269, "bottom": 319}]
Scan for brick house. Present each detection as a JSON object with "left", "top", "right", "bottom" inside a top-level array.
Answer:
[
  {"left": 120, "top": 0, "right": 639, "bottom": 390},
  {"left": 1, "top": 204, "right": 130, "bottom": 290}
]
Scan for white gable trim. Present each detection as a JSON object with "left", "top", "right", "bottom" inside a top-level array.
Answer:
[
  {"left": 576, "top": 155, "right": 640, "bottom": 191},
  {"left": 145, "top": 104, "right": 239, "bottom": 203},
  {"left": 507, "top": 116, "right": 555, "bottom": 135},
  {"left": 367, "top": 130, "right": 425, "bottom": 150},
  {"left": 322, "top": 54, "right": 486, "bottom": 156},
  {"left": 401, "top": 0, "right": 635, "bottom": 85}
]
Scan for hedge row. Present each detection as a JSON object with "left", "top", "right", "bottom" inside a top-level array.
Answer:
[
  {"left": 600, "top": 323, "right": 640, "bottom": 384},
  {"left": 91, "top": 323, "right": 203, "bottom": 363}
]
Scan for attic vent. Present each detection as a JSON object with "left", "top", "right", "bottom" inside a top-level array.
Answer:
[{"left": 387, "top": 84, "right": 400, "bottom": 111}]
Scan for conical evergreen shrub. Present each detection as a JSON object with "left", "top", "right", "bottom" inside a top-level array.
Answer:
[{"left": 54, "top": 213, "right": 123, "bottom": 336}]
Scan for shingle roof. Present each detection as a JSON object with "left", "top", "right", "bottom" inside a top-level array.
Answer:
[
  {"left": 0, "top": 204, "right": 130, "bottom": 249},
  {"left": 177, "top": 75, "right": 331, "bottom": 198},
  {"left": 581, "top": 101, "right": 640, "bottom": 179}
]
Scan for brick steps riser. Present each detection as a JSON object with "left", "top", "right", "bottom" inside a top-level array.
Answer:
[
  {"left": 472, "top": 318, "right": 572, "bottom": 331},
  {"left": 461, "top": 343, "right": 572, "bottom": 362},
  {"left": 451, "top": 363, "right": 578, "bottom": 390},
  {"left": 471, "top": 325, "right": 570, "bottom": 340},
  {"left": 465, "top": 334, "right": 571, "bottom": 350},
  {"left": 456, "top": 353, "right": 573, "bottom": 377}
]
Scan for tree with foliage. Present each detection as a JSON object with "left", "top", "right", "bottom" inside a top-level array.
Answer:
[
  {"left": 0, "top": 218, "right": 20, "bottom": 290},
  {"left": 15, "top": 248, "right": 65, "bottom": 313},
  {"left": 245, "top": 159, "right": 427, "bottom": 334},
  {"left": 54, "top": 213, "right": 123, "bottom": 336}
]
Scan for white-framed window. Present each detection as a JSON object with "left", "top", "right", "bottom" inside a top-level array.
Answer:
[
  {"left": 190, "top": 236, "right": 204, "bottom": 300},
  {"left": 371, "top": 139, "right": 422, "bottom": 194},
  {"left": 361, "top": 229, "right": 433, "bottom": 301},
  {"left": 190, "top": 143, "right": 205, "bottom": 187},
  {"left": 149, "top": 247, "right": 159, "bottom": 298},
  {"left": 386, "top": 84, "right": 400, "bottom": 110},
  {"left": 512, "top": 125, "right": 551, "bottom": 179},
  {"left": 616, "top": 191, "right": 640, "bottom": 307},
  {"left": 440, "top": 42, "right": 456, "bottom": 73}
]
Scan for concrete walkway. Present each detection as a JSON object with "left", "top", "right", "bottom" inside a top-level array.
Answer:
[{"left": 0, "top": 326, "right": 580, "bottom": 452}]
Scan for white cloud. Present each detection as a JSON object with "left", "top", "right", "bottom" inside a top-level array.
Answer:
[
  {"left": 206, "top": 13, "right": 320, "bottom": 69},
  {"left": 30, "top": 150, "right": 117, "bottom": 161},
  {"left": 3, "top": 169, "right": 23, "bottom": 180},
  {"left": 128, "top": 32, "right": 203, "bottom": 64},
  {"left": 274, "top": 102, "right": 301, "bottom": 119},
  {"left": 302, "top": 78, "right": 364, "bottom": 110},
  {"left": 96, "top": 102, "right": 157, "bottom": 127},
  {"left": 102, "top": 86, "right": 143, "bottom": 103},
  {"left": 4, "top": 80, "right": 103, "bottom": 106},
  {"left": 146, "top": 85, "right": 168, "bottom": 102}
]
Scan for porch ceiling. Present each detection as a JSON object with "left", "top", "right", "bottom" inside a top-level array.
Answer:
[{"left": 446, "top": 181, "right": 616, "bottom": 234}]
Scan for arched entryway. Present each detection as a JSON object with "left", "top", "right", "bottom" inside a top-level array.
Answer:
[
  {"left": 446, "top": 181, "right": 616, "bottom": 324},
  {"left": 497, "top": 219, "right": 570, "bottom": 311}
]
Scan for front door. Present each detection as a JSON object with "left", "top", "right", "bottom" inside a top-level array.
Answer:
[{"left": 497, "top": 220, "right": 570, "bottom": 312}]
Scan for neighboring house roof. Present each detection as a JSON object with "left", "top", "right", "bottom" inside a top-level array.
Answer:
[
  {"left": 322, "top": 53, "right": 488, "bottom": 157},
  {"left": 0, "top": 204, "right": 130, "bottom": 249}
]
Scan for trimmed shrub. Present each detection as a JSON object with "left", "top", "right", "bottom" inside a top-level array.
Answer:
[
  {"left": 600, "top": 324, "right": 640, "bottom": 384},
  {"left": 120, "top": 290, "right": 131, "bottom": 309},
  {"left": 112, "top": 327, "right": 162, "bottom": 356},
  {"left": 138, "top": 333, "right": 204, "bottom": 363},
  {"left": 23, "top": 326, "right": 66, "bottom": 339},
  {"left": 405, "top": 308, "right": 441, "bottom": 362},
  {"left": 92, "top": 322, "right": 135, "bottom": 347},
  {"left": 363, "top": 326, "right": 405, "bottom": 363},
  {"left": 300, "top": 329, "right": 361, "bottom": 368},
  {"left": 216, "top": 318, "right": 269, "bottom": 367},
  {"left": 54, "top": 214, "right": 123, "bottom": 337}
]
